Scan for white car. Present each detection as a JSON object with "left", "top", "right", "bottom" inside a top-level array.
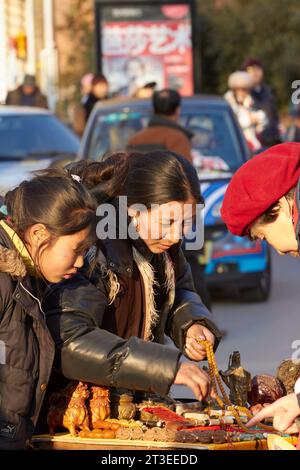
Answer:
[{"left": 0, "top": 106, "right": 80, "bottom": 196}]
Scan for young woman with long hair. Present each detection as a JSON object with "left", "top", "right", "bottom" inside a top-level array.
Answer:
[{"left": 44, "top": 152, "right": 221, "bottom": 405}]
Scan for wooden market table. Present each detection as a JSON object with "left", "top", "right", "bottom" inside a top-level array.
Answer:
[{"left": 31, "top": 433, "right": 298, "bottom": 451}]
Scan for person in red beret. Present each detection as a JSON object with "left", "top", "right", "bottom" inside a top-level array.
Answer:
[
  {"left": 221, "top": 142, "right": 300, "bottom": 433},
  {"left": 222, "top": 142, "right": 300, "bottom": 256}
]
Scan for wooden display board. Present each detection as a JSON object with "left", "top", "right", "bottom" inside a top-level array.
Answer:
[{"left": 31, "top": 433, "right": 298, "bottom": 451}]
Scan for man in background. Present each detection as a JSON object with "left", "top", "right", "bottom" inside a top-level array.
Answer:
[
  {"left": 243, "top": 58, "right": 280, "bottom": 147},
  {"left": 5, "top": 74, "right": 48, "bottom": 108},
  {"left": 134, "top": 81, "right": 157, "bottom": 99},
  {"left": 127, "top": 88, "right": 193, "bottom": 163}
]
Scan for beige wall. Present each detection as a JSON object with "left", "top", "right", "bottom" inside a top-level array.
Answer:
[
  {"left": 53, "top": 0, "right": 95, "bottom": 120},
  {"left": 0, "top": 0, "right": 95, "bottom": 114},
  {"left": 0, "top": 0, "right": 27, "bottom": 99}
]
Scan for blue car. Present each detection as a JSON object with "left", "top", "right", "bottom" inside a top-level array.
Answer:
[{"left": 79, "top": 95, "right": 271, "bottom": 302}]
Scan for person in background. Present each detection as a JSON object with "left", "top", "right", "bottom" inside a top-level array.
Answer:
[
  {"left": 73, "top": 74, "right": 109, "bottom": 137},
  {"left": 5, "top": 74, "right": 48, "bottom": 109},
  {"left": 127, "top": 89, "right": 193, "bottom": 163},
  {"left": 80, "top": 73, "right": 94, "bottom": 105},
  {"left": 284, "top": 103, "right": 300, "bottom": 142},
  {"left": 119, "top": 57, "right": 147, "bottom": 97},
  {"left": 243, "top": 58, "right": 280, "bottom": 147},
  {"left": 134, "top": 81, "right": 157, "bottom": 99},
  {"left": 225, "top": 71, "right": 268, "bottom": 153}
]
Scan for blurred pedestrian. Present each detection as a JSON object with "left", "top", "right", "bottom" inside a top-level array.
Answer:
[
  {"left": 80, "top": 73, "right": 94, "bottom": 105},
  {"left": 73, "top": 74, "right": 109, "bottom": 137},
  {"left": 5, "top": 74, "right": 48, "bottom": 109},
  {"left": 127, "top": 88, "right": 193, "bottom": 163},
  {"left": 225, "top": 71, "right": 268, "bottom": 152},
  {"left": 134, "top": 81, "right": 157, "bottom": 99},
  {"left": 243, "top": 58, "right": 280, "bottom": 146},
  {"left": 284, "top": 103, "right": 300, "bottom": 142},
  {"left": 118, "top": 57, "right": 147, "bottom": 96}
]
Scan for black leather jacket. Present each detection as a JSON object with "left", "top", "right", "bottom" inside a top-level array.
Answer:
[{"left": 43, "top": 239, "right": 221, "bottom": 397}]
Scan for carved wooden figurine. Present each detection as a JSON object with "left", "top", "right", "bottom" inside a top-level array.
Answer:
[
  {"left": 47, "top": 381, "right": 90, "bottom": 437},
  {"left": 89, "top": 385, "right": 110, "bottom": 428},
  {"left": 220, "top": 351, "right": 251, "bottom": 407}
]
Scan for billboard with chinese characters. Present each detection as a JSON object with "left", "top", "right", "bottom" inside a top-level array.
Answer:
[{"left": 96, "top": 2, "right": 195, "bottom": 97}]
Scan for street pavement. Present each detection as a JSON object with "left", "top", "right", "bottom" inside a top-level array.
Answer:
[{"left": 172, "top": 249, "right": 300, "bottom": 399}]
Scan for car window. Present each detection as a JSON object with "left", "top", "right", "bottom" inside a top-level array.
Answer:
[
  {"left": 0, "top": 115, "right": 79, "bottom": 158},
  {"left": 86, "top": 105, "right": 243, "bottom": 173},
  {"left": 180, "top": 109, "right": 244, "bottom": 172},
  {"left": 88, "top": 111, "right": 149, "bottom": 161}
]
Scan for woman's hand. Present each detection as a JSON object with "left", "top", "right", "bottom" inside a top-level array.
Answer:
[
  {"left": 174, "top": 362, "right": 215, "bottom": 402},
  {"left": 246, "top": 393, "right": 300, "bottom": 433},
  {"left": 184, "top": 324, "right": 216, "bottom": 361}
]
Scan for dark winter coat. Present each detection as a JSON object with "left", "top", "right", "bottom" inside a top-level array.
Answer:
[
  {"left": 251, "top": 83, "right": 280, "bottom": 146},
  {"left": 5, "top": 86, "right": 48, "bottom": 109},
  {"left": 0, "top": 226, "right": 54, "bottom": 449}
]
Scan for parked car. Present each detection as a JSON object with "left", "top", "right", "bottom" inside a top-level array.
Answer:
[
  {"left": 0, "top": 106, "right": 80, "bottom": 196},
  {"left": 79, "top": 96, "right": 272, "bottom": 302}
]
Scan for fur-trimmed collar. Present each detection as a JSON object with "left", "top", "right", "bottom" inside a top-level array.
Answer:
[{"left": 0, "top": 221, "right": 34, "bottom": 278}]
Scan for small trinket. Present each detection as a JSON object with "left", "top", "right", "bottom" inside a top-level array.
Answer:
[{"left": 110, "top": 388, "right": 136, "bottom": 420}]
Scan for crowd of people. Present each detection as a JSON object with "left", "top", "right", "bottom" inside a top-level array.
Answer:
[
  {"left": 5, "top": 57, "right": 300, "bottom": 154},
  {"left": 69, "top": 58, "right": 300, "bottom": 154}
]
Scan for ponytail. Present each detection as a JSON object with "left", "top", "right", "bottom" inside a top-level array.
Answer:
[
  {"left": 66, "top": 153, "right": 131, "bottom": 202},
  {"left": 67, "top": 151, "right": 202, "bottom": 207}
]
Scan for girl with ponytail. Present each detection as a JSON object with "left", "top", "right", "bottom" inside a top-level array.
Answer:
[
  {"left": 0, "top": 170, "right": 97, "bottom": 449},
  {"left": 45, "top": 152, "right": 221, "bottom": 405}
]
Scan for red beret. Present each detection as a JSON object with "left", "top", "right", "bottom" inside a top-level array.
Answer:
[{"left": 221, "top": 143, "right": 300, "bottom": 236}]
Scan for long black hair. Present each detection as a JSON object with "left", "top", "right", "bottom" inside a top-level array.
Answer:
[{"left": 67, "top": 151, "right": 203, "bottom": 207}]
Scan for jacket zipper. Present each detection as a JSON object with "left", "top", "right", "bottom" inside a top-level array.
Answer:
[{"left": 19, "top": 281, "right": 46, "bottom": 320}]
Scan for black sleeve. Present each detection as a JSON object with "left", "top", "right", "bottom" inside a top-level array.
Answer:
[
  {"left": 165, "top": 248, "right": 222, "bottom": 351},
  {"left": 44, "top": 275, "right": 181, "bottom": 396}
]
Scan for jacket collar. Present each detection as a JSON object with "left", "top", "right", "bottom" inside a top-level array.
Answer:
[
  {"left": 99, "top": 235, "right": 182, "bottom": 278},
  {"left": 0, "top": 220, "right": 35, "bottom": 278},
  {"left": 148, "top": 115, "right": 194, "bottom": 140},
  {"left": 100, "top": 236, "right": 153, "bottom": 277}
]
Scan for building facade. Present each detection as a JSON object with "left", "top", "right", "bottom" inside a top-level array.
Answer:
[{"left": 0, "top": 0, "right": 59, "bottom": 110}]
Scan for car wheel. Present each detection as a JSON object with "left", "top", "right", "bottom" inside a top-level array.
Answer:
[{"left": 239, "top": 250, "right": 272, "bottom": 302}]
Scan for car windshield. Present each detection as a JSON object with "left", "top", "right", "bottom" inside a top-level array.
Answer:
[
  {"left": 86, "top": 105, "right": 244, "bottom": 174},
  {"left": 0, "top": 114, "right": 79, "bottom": 159}
]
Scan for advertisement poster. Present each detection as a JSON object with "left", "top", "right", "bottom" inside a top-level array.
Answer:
[{"left": 100, "top": 4, "right": 194, "bottom": 96}]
